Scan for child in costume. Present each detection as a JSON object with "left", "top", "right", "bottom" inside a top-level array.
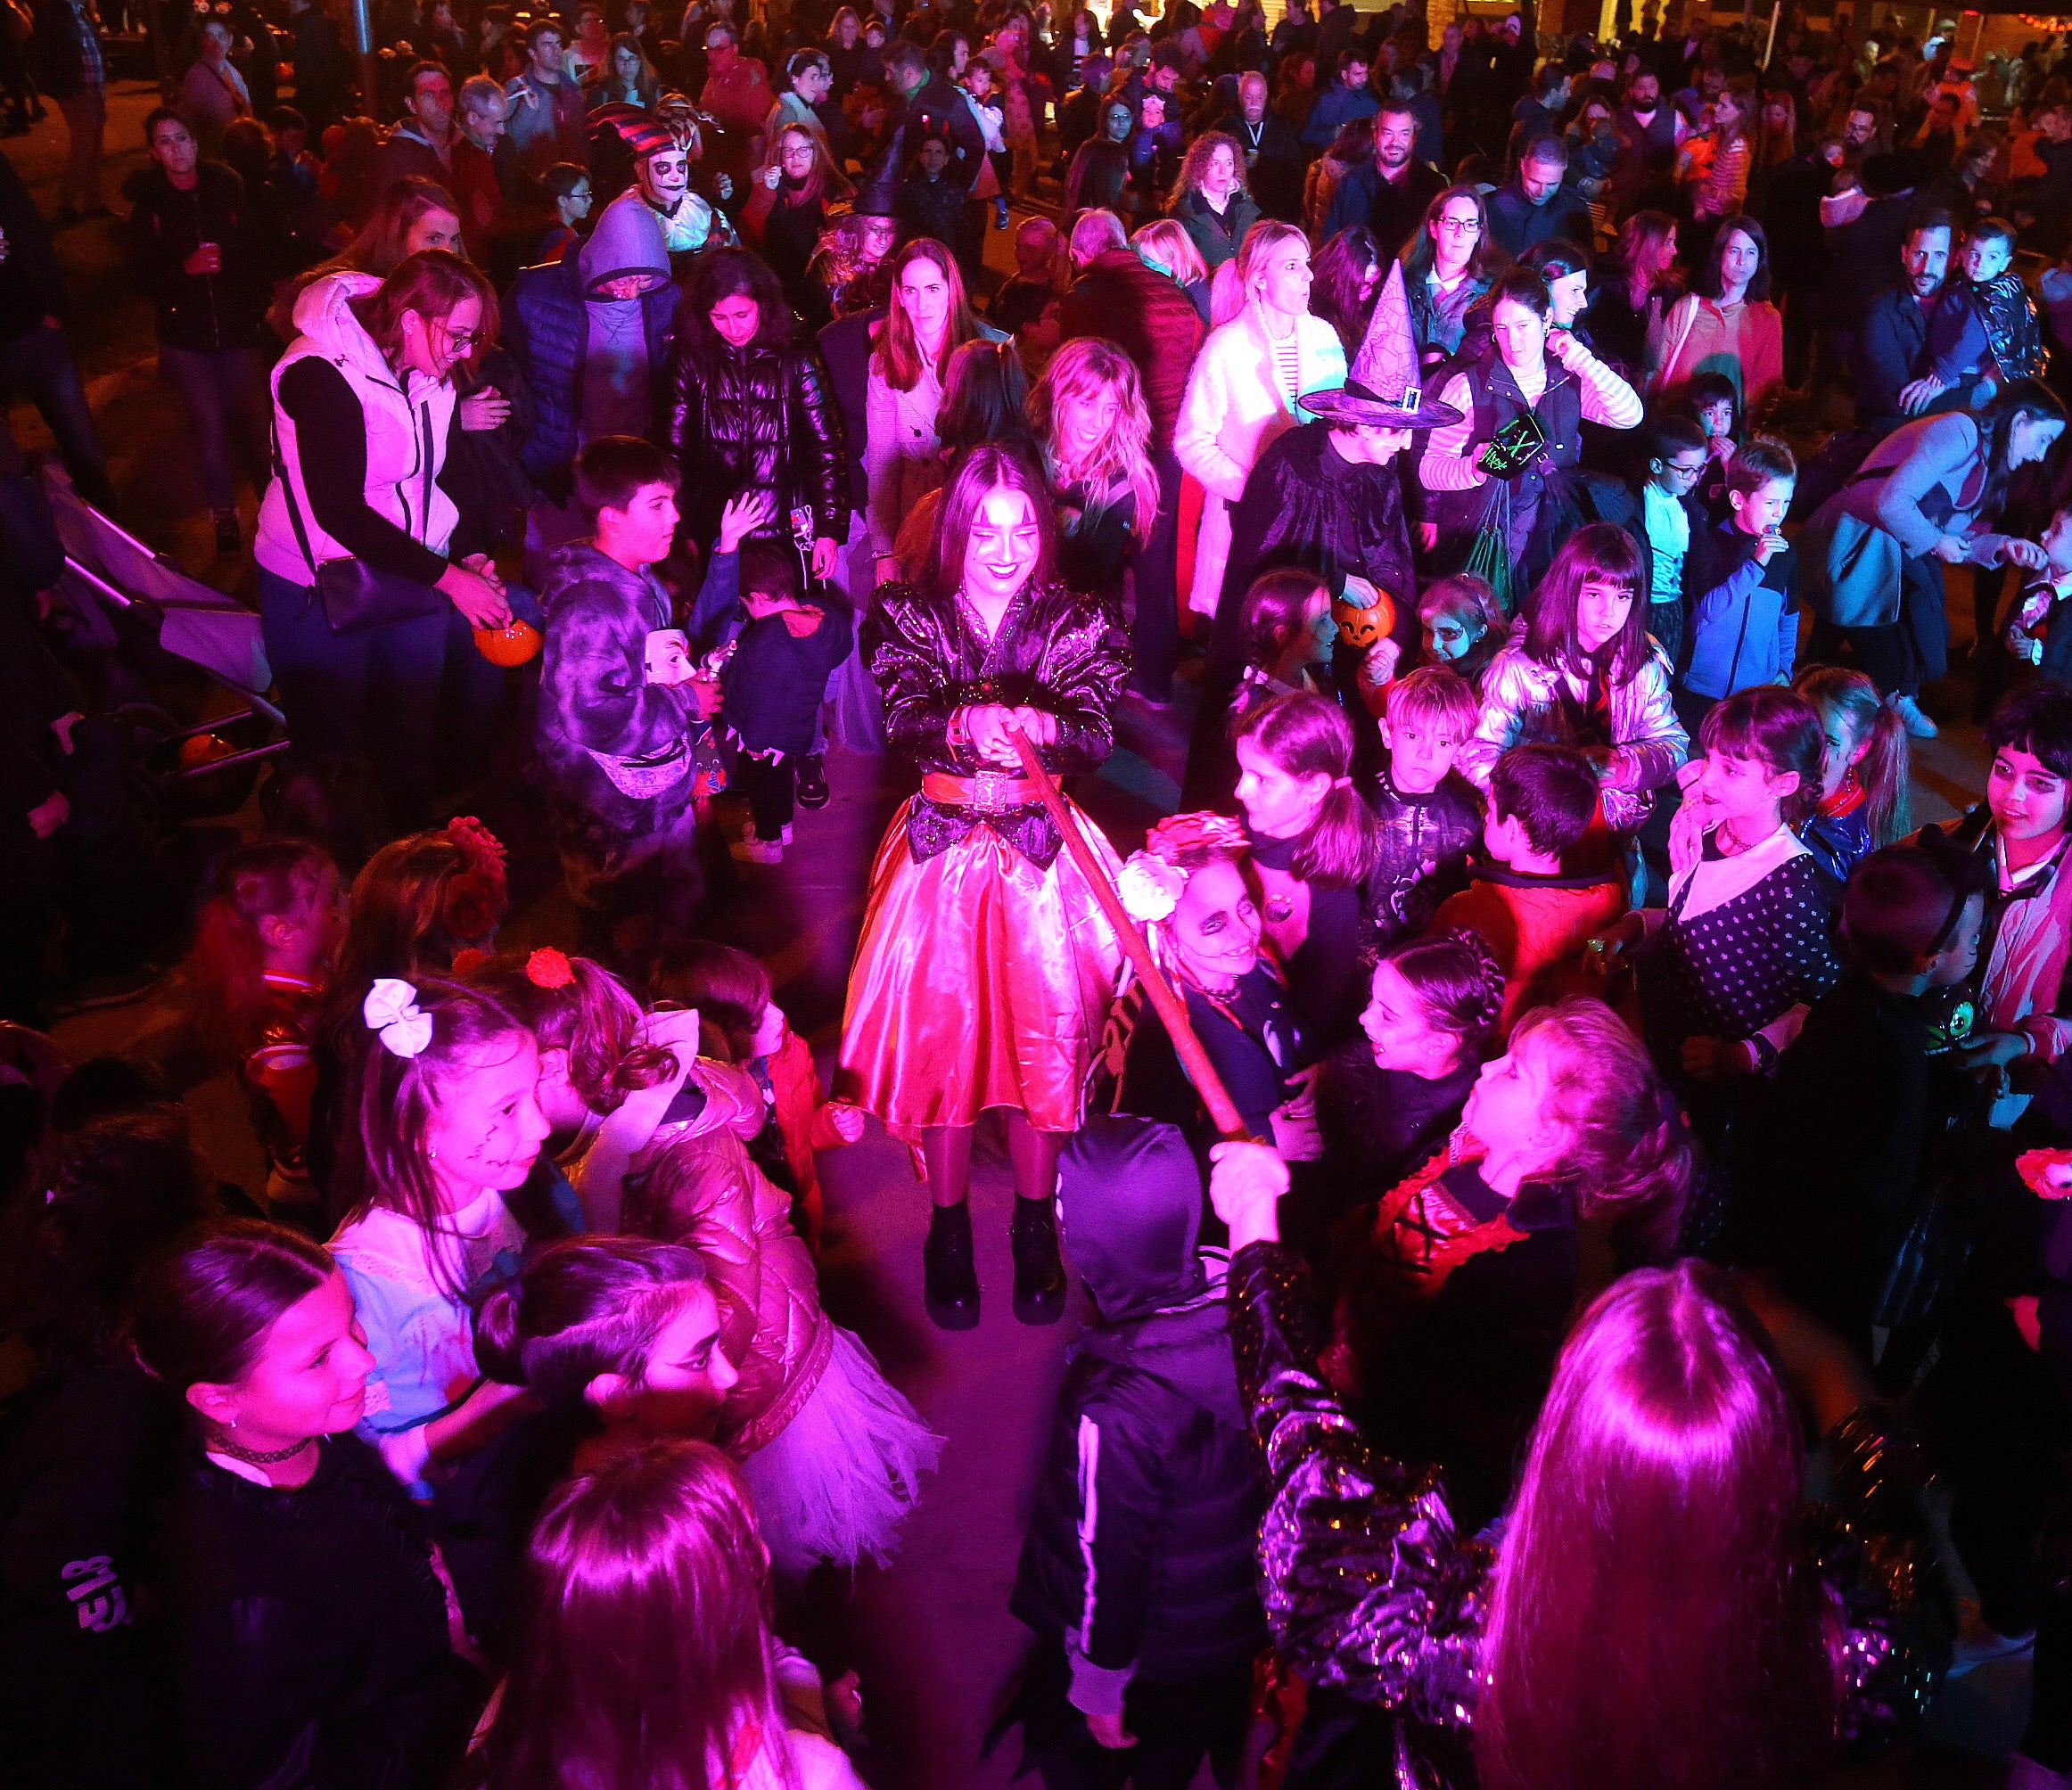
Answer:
[{"left": 537, "top": 435, "right": 719, "bottom": 965}]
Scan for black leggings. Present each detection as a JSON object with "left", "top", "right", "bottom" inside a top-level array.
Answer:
[{"left": 735, "top": 751, "right": 796, "bottom": 840}]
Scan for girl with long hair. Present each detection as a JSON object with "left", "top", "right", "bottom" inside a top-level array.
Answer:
[
  {"left": 863, "top": 238, "right": 1007, "bottom": 573},
  {"left": 1801, "top": 376, "right": 2064, "bottom": 722},
  {"left": 589, "top": 30, "right": 660, "bottom": 107},
  {"left": 1583, "top": 207, "right": 1680, "bottom": 387},
  {"left": 1793, "top": 664, "right": 1912, "bottom": 884},
  {"left": 1400, "top": 183, "right": 1501, "bottom": 376},
  {"left": 1175, "top": 218, "right": 1347, "bottom": 621},
  {"left": 1131, "top": 214, "right": 1213, "bottom": 322},
  {"left": 1170, "top": 129, "right": 1261, "bottom": 273},
  {"left": 1029, "top": 336, "right": 1158, "bottom": 613},
  {"left": 741, "top": 120, "right": 855, "bottom": 303},
  {"left": 1421, "top": 267, "right": 1644, "bottom": 591},
  {"left": 802, "top": 200, "right": 899, "bottom": 329},
  {"left": 1092, "top": 810, "right": 1313, "bottom": 1162},
  {"left": 1751, "top": 87, "right": 1797, "bottom": 207},
  {"left": 1204, "top": 1154, "right": 1946, "bottom": 1790},
  {"left": 1649, "top": 213, "right": 1784, "bottom": 420},
  {"left": 1230, "top": 690, "right": 1377, "bottom": 1050},
  {"left": 1335, "top": 995, "right": 1690, "bottom": 1521},
  {"left": 1599, "top": 686, "right": 1841, "bottom": 1115},
  {"left": 1685, "top": 76, "right": 1755, "bottom": 256},
  {"left": 272, "top": 174, "right": 464, "bottom": 338},
  {"left": 184, "top": 838, "right": 343, "bottom": 1219},
  {"left": 461, "top": 947, "right": 698, "bottom": 1236},
  {"left": 662, "top": 246, "right": 848, "bottom": 571},
  {"left": 887, "top": 336, "right": 1035, "bottom": 578},
  {"left": 1309, "top": 224, "right": 1381, "bottom": 358},
  {"left": 840, "top": 446, "right": 1129, "bottom": 1330},
  {"left": 254, "top": 250, "right": 511, "bottom": 834},
  {"left": 134, "top": 1218, "right": 479, "bottom": 1790},
  {"left": 1459, "top": 521, "right": 1689, "bottom": 847},
  {"left": 326, "top": 977, "right": 553, "bottom": 1496},
  {"left": 591, "top": 980, "right": 939, "bottom": 1568},
  {"left": 1065, "top": 92, "right": 1137, "bottom": 217},
  {"left": 478, "top": 1440, "right": 864, "bottom": 1790},
  {"left": 1312, "top": 929, "right": 1506, "bottom": 1247}
]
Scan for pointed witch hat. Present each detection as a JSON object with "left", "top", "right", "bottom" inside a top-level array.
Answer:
[{"left": 1301, "top": 259, "right": 1463, "bottom": 430}]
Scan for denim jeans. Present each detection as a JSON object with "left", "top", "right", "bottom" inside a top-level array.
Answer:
[
  {"left": 259, "top": 565, "right": 450, "bottom": 830},
  {"left": 0, "top": 322, "right": 114, "bottom": 511},
  {"left": 159, "top": 344, "right": 270, "bottom": 513}
]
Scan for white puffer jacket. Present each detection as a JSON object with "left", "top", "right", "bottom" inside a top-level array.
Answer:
[{"left": 255, "top": 272, "right": 460, "bottom": 586}]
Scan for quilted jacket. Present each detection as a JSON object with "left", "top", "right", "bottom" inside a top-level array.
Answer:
[
  {"left": 625, "top": 1060, "right": 835, "bottom": 1456},
  {"left": 662, "top": 330, "right": 850, "bottom": 552}
]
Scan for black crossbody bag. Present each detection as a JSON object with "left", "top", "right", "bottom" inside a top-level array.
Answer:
[{"left": 271, "top": 415, "right": 447, "bottom": 636}]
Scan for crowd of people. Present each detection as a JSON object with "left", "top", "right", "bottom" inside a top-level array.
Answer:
[{"left": 7, "top": 0, "right": 2072, "bottom": 1786}]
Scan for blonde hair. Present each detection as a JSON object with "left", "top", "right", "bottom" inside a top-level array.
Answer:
[
  {"left": 1236, "top": 218, "right": 1307, "bottom": 308},
  {"left": 1029, "top": 338, "right": 1159, "bottom": 545},
  {"left": 1131, "top": 217, "right": 1208, "bottom": 286}
]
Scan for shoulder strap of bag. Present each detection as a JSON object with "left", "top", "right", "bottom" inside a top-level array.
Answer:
[
  {"left": 268, "top": 415, "right": 322, "bottom": 580},
  {"left": 1652, "top": 296, "right": 1699, "bottom": 396}
]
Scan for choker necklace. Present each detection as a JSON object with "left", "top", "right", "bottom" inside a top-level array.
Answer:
[{"left": 210, "top": 1431, "right": 316, "bottom": 1466}]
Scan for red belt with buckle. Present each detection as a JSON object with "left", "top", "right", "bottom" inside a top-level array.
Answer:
[{"left": 920, "top": 770, "right": 1044, "bottom": 815}]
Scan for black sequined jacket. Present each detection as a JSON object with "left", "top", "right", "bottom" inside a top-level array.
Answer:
[
  {"left": 1229, "top": 1242, "right": 1951, "bottom": 1790},
  {"left": 870, "top": 578, "right": 1131, "bottom": 867}
]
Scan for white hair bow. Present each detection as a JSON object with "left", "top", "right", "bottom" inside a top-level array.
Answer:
[{"left": 364, "top": 978, "right": 433, "bottom": 1060}]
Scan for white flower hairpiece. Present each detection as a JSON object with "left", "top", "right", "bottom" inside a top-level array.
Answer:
[
  {"left": 364, "top": 978, "right": 433, "bottom": 1060},
  {"left": 1117, "top": 851, "right": 1188, "bottom": 924}
]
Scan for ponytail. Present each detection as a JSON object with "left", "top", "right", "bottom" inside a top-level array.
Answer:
[
  {"left": 1231, "top": 690, "right": 1376, "bottom": 887},
  {"left": 1857, "top": 701, "right": 1913, "bottom": 847},
  {"left": 1793, "top": 666, "right": 1912, "bottom": 847},
  {"left": 185, "top": 838, "right": 334, "bottom": 1051}
]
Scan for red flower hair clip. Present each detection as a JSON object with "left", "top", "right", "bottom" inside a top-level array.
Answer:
[
  {"left": 446, "top": 817, "right": 509, "bottom": 883},
  {"left": 526, "top": 947, "right": 576, "bottom": 990},
  {"left": 450, "top": 947, "right": 491, "bottom": 976}
]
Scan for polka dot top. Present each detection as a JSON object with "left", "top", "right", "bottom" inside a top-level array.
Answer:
[{"left": 1640, "top": 829, "right": 1841, "bottom": 1066}]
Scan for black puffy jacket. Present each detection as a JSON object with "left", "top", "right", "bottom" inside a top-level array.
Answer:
[{"left": 662, "top": 332, "right": 849, "bottom": 554}]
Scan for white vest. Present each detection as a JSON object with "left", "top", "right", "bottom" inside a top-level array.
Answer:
[{"left": 255, "top": 272, "right": 460, "bottom": 586}]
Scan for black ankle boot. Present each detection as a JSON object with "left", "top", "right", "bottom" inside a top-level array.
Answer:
[
  {"left": 1009, "top": 1195, "right": 1066, "bottom": 1325},
  {"left": 923, "top": 1200, "right": 980, "bottom": 1331}
]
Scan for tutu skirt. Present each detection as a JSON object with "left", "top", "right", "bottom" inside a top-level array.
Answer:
[
  {"left": 838, "top": 797, "right": 1124, "bottom": 1133},
  {"left": 738, "top": 1325, "right": 942, "bottom": 1572}
]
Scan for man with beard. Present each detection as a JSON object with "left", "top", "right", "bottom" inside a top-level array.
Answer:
[
  {"left": 1320, "top": 99, "right": 1443, "bottom": 260},
  {"left": 1608, "top": 68, "right": 1681, "bottom": 218},
  {"left": 1856, "top": 210, "right": 1954, "bottom": 436}
]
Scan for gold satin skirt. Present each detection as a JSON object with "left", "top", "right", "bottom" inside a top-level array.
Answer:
[{"left": 838, "top": 796, "right": 1123, "bottom": 1134}]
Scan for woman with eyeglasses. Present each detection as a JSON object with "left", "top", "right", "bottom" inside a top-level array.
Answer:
[
  {"left": 254, "top": 250, "right": 512, "bottom": 832},
  {"left": 1401, "top": 183, "right": 1501, "bottom": 378}
]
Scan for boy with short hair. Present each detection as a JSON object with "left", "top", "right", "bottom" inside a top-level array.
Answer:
[
  {"left": 1430, "top": 743, "right": 1627, "bottom": 1036},
  {"left": 1635, "top": 415, "right": 1710, "bottom": 669},
  {"left": 1362, "top": 665, "right": 1483, "bottom": 949},
  {"left": 538, "top": 434, "right": 715, "bottom": 958},
  {"left": 1682, "top": 438, "right": 1800, "bottom": 723},
  {"left": 2005, "top": 503, "right": 2072, "bottom": 690},
  {"left": 719, "top": 540, "right": 854, "bottom": 864},
  {"left": 1686, "top": 369, "right": 1739, "bottom": 520}
]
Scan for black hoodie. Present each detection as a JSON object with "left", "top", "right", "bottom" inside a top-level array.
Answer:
[{"left": 1010, "top": 1117, "right": 1267, "bottom": 1704}]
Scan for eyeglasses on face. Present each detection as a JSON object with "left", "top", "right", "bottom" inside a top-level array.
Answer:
[
  {"left": 1436, "top": 215, "right": 1481, "bottom": 234},
  {"left": 439, "top": 322, "right": 486, "bottom": 349}
]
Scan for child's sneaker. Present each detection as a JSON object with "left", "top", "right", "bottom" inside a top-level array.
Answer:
[
  {"left": 730, "top": 827, "right": 785, "bottom": 865},
  {"left": 796, "top": 754, "right": 830, "bottom": 809}
]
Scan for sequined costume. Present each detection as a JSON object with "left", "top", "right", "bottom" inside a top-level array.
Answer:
[
  {"left": 838, "top": 579, "right": 1130, "bottom": 1133},
  {"left": 1229, "top": 1241, "right": 1952, "bottom": 1790}
]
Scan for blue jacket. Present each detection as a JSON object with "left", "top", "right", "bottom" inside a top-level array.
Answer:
[
  {"left": 720, "top": 593, "right": 855, "bottom": 757},
  {"left": 504, "top": 252, "right": 679, "bottom": 502},
  {"left": 1684, "top": 517, "right": 1799, "bottom": 699}
]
